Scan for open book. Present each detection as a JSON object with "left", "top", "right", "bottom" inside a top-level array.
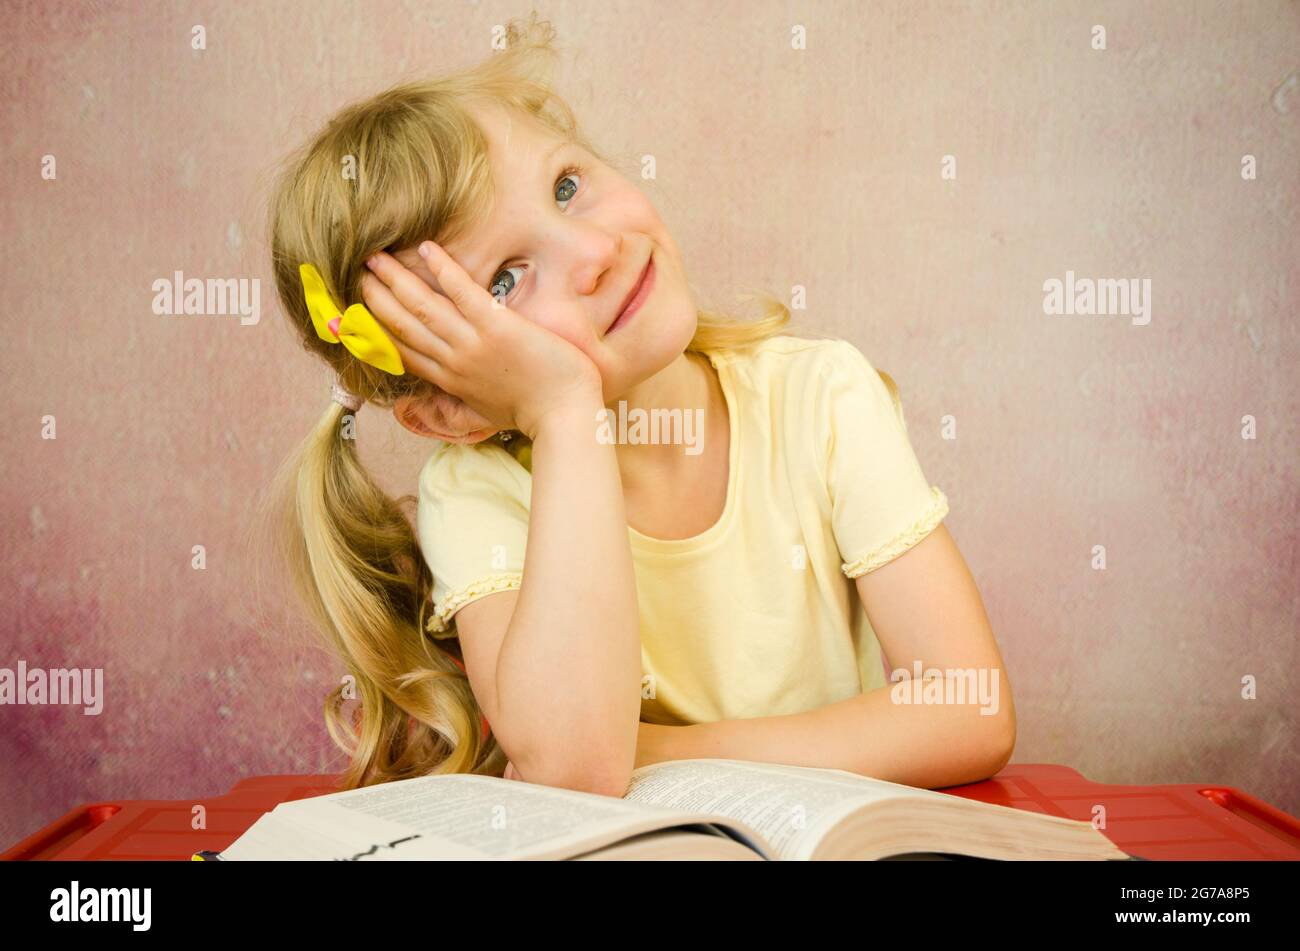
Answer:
[{"left": 192, "top": 758, "right": 1137, "bottom": 861}]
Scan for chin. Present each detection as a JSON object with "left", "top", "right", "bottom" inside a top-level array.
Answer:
[
  {"left": 636, "top": 311, "right": 698, "bottom": 382},
  {"left": 668, "top": 306, "right": 700, "bottom": 355}
]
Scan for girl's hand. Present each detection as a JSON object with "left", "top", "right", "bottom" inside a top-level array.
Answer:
[{"left": 362, "top": 242, "right": 602, "bottom": 440}]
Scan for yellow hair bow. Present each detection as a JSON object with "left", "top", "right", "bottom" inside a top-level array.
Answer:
[{"left": 299, "top": 263, "right": 405, "bottom": 376}]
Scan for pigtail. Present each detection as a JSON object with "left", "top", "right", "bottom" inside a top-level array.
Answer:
[{"left": 261, "top": 399, "right": 506, "bottom": 787}]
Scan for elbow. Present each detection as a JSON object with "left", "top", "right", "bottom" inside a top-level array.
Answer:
[
  {"left": 550, "top": 740, "right": 635, "bottom": 797},
  {"left": 494, "top": 696, "right": 637, "bottom": 799},
  {"left": 567, "top": 767, "right": 633, "bottom": 799},
  {"left": 511, "top": 737, "right": 634, "bottom": 798},
  {"left": 524, "top": 759, "right": 632, "bottom": 799},
  {"left": 983, "top": 710, "right": 1016, "bottom": 776},
  {"left": 939, "top": 717, "right": 1014, "bottom": 789}
]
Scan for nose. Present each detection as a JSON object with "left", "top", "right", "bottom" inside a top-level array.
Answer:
[{"left": 572, "top": 229, "right": 622, "bottom": 297}]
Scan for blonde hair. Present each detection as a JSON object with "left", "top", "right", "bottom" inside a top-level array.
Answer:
[{"left": 259, "top": 12, "right": 895, "bottom": 790}]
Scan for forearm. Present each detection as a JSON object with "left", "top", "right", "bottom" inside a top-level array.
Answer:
[
  {"left": 640, "top": 678, "right": 1015, "bottom": 790},
  {"left": 496, "top": 396, "right": 642, "bottom": 791}
]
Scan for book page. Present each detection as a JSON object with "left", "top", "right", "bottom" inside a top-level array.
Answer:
[
  {"left": 219, "top": 810, "right": 390, "bottom": 861},
  {"left": 624, "top": 759, "right": 920, "bottom": 860},
  {"left": 283, "top": 773, "right": 693, "bottom": 860}
]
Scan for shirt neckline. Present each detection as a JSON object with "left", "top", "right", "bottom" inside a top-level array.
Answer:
[{"left": 627, "top": 349, "right": 740, "bottom": 554}]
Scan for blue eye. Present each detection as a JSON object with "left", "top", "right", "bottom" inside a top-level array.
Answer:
[{"left": 488, "top": 164, "right": 585, "bottom": 303}]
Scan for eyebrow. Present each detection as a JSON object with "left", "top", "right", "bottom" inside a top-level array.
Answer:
[{"left": 463, "top": 139, "right": 575, "bottom": 284}]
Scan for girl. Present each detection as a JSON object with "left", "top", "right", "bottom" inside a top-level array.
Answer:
[{"left": 266, "top": 14, "right": 1014, "bottom": 795}]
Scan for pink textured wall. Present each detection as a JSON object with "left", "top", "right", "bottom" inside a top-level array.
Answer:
[{"left": 1, "top": 0, "right": 1296, "bottom": 851}]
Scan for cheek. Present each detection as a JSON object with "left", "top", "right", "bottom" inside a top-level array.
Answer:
[
  {"left": 533, "top": 310, "right": 608, "bottom": 372},
  {"left": 521, "top": 301, "right": 581, "bottom": 342},
  {"left": 619, "top": 190, "right": 663, "bottom": 233}
]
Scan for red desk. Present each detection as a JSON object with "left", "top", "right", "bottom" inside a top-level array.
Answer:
[{"left": 4, "top": 764, "right": 1297, "bottom": 861}]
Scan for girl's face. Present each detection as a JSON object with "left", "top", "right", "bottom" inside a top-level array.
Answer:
[{"left": 392, "top": 102, "right": 698, "bottom": 407}]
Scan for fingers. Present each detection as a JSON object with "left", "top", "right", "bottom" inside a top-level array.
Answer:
[
  {"left": 364, "top": 250, "right": 477, "bottom": 350},
  {"left": 413, "top": 240, "right": 498, "bottom": 330},
  {"left": 358, "top": 270, "right": 449, "bottom": 358},
  {"left": 358, "top": 272, "right": 453, "bottom": 387}
]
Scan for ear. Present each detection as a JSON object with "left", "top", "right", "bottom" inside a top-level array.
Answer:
[{"left": 394, "top": 393, "right": 498, "bottom": 445}]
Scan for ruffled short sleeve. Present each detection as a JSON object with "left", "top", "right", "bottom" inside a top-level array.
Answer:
[
  {"left": 416, "top": 441, "right": 530, "bottom": 638},
  {"left": 819, "top": 341, "right": 949, "bottom": 578}
]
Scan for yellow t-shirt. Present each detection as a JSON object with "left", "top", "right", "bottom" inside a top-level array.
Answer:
[{"left": 416, "top": 335, "right": 949, "bottom": 726}]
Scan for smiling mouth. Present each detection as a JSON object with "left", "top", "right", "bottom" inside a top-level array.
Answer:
[{"left": 608, "top": 252, "right": 655, "bottom": 335}]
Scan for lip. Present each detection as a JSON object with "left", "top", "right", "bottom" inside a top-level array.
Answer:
[{"left": 608, "top": 252, "right": 655, "bottom": 335}]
